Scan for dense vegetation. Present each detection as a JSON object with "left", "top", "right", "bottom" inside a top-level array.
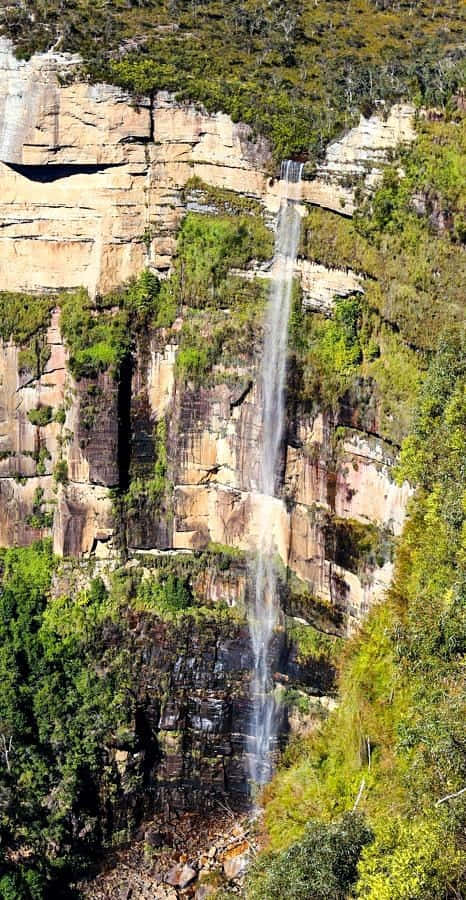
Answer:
[
  {"left": 0, "top": 543, "right": 243, "bottom": 898},
  {"left": 252, "top": 112, "right": 465, "bottom": 899},
  {"left": 293, "top": 111, "right": 465, "bottom": 448},
  {"left": 253, "top": 329, "right": 466, "bottom": 897},
  {"left": 248, "top": 813, "right": 373, "bottom": 900},
  {"left": 1, "top": 1, "right": 465, "bottom": 160},
  {"left": 0, "top": 293, "right": 54, "bottom": 377}
]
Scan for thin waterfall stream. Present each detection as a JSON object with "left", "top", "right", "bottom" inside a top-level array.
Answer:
[{"left": 248, "top": 160, "right": 303, "bottom": 789}]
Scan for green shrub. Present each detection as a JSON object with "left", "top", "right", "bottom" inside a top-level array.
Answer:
[
  {"left": 26, "top": 488, "right": 53, "bottom": 530},
  {"left": 0, "top": 292, "right": 54, "bottom": 346},
  {"left": 173, "top": 212, "right": 272, "bottom": 309},
  {"left": 136, "top": 573, "right": 193, "bottom": 619},
  {"left": 176, "top": 345, "right": 211, "bottom": 384},
  {"left": 356, "top": 816, "right": 464, "bottom": 900},
  {"left": 54, "top": 407, "right": 66, "bottom": 425},
  {"left": 299, "top": 295, "right": 363, "bottom": 411},
  {"left": 354, "top": 115, "right": 466, "bottom": 351},
  {"left": 0, "top": 543, "right": 131, "bottom": 888},
  {"left": 288, "top": 621, "right": 343, "bottom": 667},
  {"left": 247, "top": 813, "right": 373, "bottom": 900},
  {"left": 261, "top": 325, "right": 465, "bottom": 892},
  {"left": 60, "top": 287, "right": 130, "bottom": 379},
  {"left": 53, "top": 460, "right": 69, "bottom": 485},
  {"left": 0, "top": 292, "right": 54, "bottom": 377},
  {"left": 324, "top": 517, "right": 394, "bottom": 574},
  {"left": 27, "top": 405, "right": 53, "bottom": 427}
]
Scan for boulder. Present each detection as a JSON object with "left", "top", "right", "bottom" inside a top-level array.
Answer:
[{"left": 165, "top": 863, "right": 197, "bottom": 889}]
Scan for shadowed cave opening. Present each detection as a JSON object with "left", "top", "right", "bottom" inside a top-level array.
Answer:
[{"left": 3, "top": 161, "right": 123, "bottom": 182}]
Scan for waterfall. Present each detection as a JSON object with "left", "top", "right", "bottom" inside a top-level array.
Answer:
[{"left": 248, "top": 160, "right": 303, "bottom": 789}]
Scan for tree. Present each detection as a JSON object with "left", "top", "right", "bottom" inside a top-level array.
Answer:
[{"left": 246, "top": 813, "right": 373, "bottom": 900}]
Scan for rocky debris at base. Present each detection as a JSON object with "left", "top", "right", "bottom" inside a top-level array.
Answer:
[
  {"left": 76, "top": 807, "right": 260, "bottom": 899},
  {"left": 166, "top": 863, "right": 197, "bottom": 889}
]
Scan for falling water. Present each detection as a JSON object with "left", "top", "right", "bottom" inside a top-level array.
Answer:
[{"left": 248, "top": 160, "right": 303, "bottom": 789}]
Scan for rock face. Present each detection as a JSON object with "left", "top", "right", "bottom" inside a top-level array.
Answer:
[
  {"left": 0, "top": 38, "right": 271, "bottom": 295},
  {"left": 0, "top": 39, "right": 415, "bottom": 294},
  {"left": 0, "top": 41, "right": 415, "bottom": 619},
  {"left": 0, "top": 36, "right": 419, "bottom": 855},
  {"left": 42, "top": 599, "right": 255, "bottom": 840},
  {"left": 297, "top": 259, "right": 364, "bottom": 313},
  {"left": 125, "top": 340, "right": 410, "bottom": 630},
  {"left": 0, "top": 310, "right": 115, "bottom": 555}
]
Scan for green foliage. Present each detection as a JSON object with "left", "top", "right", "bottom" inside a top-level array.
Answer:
[
  {"left": 151, "top": 417, "right": 169, "bottom": 498},
  {"left": 247, "top": 813, "right": 373, "bottom": 900},
  {"left": 54, "top": 407, "right": 66, "bottom": 426},
  {"left": 299, "top": 209, "right": 426, "bottom": 444},
  {"left": 355, "top": 114, "right": 466, "bottom": 350},
  {"left": 302, "top": 117, "right": 466, "bottom": 358},
  {"left": 182, "top": 177, "right": 264, "bottom": 216},
  {"left": 176, "top": 345, "right": 210, "bottom": 384},
  {"left": 136, "top": 572, "right": 193, "bottom": 618},
  {"left": 53, "top": 460, "right": 69, "bottom": 485},
  {"left": 0, "top": 293, "right": 54, "bottom": 346},
  {"left": 0, "top": 292, "right": 54, "bottom": 377},
  {"left": 152, "top": 278, "right": 178, "bottom": 329},
  {"left": 26, "top": 488, "right": 53, "bottom": 530},
  {"left": 121, "top": 268, "right": 161, "bottom": 326},
  {"left": 173, "top": 212, "right": 272, "bottom": 309},
  {"left": 27, "top": 406, "right": 53, "bottom": 427},
  {"left": 0, "top": 546, "right": 133, "bottom": 891},
  {"left": 396, "top": 331, "right": 465, "bottom": 491},
  {"left": 59, "top": 287, "right": 130, "bottom": 379},
  {"left": 298, "top": 115, "right": 465, "bottom": 445},
  {"left": 357, "top": 815, "right": 464, "bottom": 899},
  {"left": 125, "top": 415, "right": 171, "bottom": 513},
  {"left": 298, "top": 295, "right": 363, "bottom": 411},
  {"left": 59, "top": 271, "right": 166, "bottom": 379},
  {"left": 262, "top": 326, "right": 466, "bottom": 896},
  {"left": 204, "top": 542, "right": 245, "bottom": 570},
  {"left": 174, "top": 273, "right": 266, "bottom": 385},
  {"left": 301, "top": 207, "right": 378, "bottom": 277},
  {"left": 59, "top": 212, "right": 268, "bottom": 388},
  {"left": 324, "top": 517, "right": 394, "bottom": 574},
  {"left": 288, "top": 621, "right": 343, "bottom": 667},
  {"left": 359, "top": 115, "right": 466, "bottom": 243}
]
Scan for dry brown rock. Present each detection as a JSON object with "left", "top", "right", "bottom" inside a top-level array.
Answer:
[
  {"left": 222, "top": 841, "right": 250, "bottom": 880},
  {"left": 165, "top": 863, "right": 197, "bottom": 889}
]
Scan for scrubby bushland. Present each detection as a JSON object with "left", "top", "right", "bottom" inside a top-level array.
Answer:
[{"left": 1, "top": 1, "right": 465, "bottom": 161}]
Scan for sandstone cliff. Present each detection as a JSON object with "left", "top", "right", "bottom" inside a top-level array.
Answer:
[{"left": 0, "top": 37, "right": 414, "bottom": 635}]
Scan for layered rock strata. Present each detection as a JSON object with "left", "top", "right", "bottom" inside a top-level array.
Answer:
[
  {"left": 0, "top": 39, "right": 414, "bottom": 293},
  {"left": 0, "top": 38, "right": 414, "bottom": 633}
]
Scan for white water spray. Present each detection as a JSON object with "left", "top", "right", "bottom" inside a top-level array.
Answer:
[{"left": 248, "top": 160, "right": 303, "bottom": 788}]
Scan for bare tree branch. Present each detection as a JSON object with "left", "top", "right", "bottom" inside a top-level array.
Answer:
[{"left": 436, "top": 786, "right": 466, "bottom": 806}]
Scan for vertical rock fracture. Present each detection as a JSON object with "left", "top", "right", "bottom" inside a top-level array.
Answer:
[{"left": 248, "top": 160, "right": 303, "bottom": 788}]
